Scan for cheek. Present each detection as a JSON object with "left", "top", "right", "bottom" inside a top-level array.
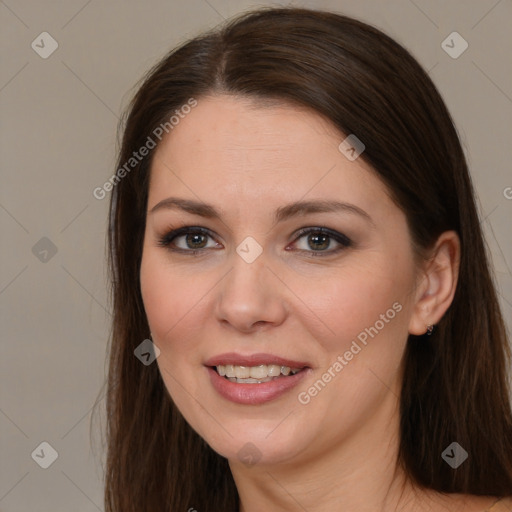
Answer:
[
  {"left": 290, "top": 256, "right": 413, "bottom": 357},
  {"left": 139, "top": 249, "right": 208, "bottom": 419},
  {"left": 292, "top": 267, "right": 411, "bottom": 430},
  {"left": 140, "top": 249, "right": 202, "bottom": 349}
]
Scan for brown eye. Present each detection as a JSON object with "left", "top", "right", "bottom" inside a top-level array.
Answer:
[
  {"left": 306, "top": 233, "right": 330, "bottom": 251},
  {"left": 184, "top": 233, "right": 208, "bottom": 249},
  {"left": 158, "top": 226, "right": 221, "bottom": 253},
  {"left": 291, "top": 227, "right": 352, "bottom": 256}
]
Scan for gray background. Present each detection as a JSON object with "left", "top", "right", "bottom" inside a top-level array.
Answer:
[{"left": 1, "top": 0, "right": 511, "bottom": 510}]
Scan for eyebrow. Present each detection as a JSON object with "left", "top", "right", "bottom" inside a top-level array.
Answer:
[{"left": 149, "top": 197, "right": 374, "bottom": 226}]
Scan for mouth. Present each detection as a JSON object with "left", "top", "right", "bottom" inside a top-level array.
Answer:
[
  {"left": 212, "top": 364, "right": 304, "bottom": 384},
  {"left": 204, "top": 353, "right": 311, "bottom": 404}
]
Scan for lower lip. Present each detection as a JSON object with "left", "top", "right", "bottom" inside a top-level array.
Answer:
[{"left": 206, "top": 366, "right": 310, "bottom": 405}]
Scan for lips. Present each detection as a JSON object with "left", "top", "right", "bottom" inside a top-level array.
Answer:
[
  {"left": 204, "top": 352, "right": 310, "bottom": 369},
  {"left": 204, "top": 352, "right": 312, "bottom": 405}
]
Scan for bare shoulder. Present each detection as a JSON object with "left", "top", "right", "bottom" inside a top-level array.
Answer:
[
  {"left": 484, "top": 496, "right": 512, "bottom": 512},
  {"left": 423, "top": 492, "right": 512, "bottom": 512},
  {"left": 443, "top": 494, "right": 512, "bottom": 512}
]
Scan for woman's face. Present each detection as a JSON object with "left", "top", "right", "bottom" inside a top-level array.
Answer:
[{"left": 140, "top": 94, "right": 421, "bottom": 468}]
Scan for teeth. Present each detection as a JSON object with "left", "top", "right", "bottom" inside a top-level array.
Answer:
[
  {"left": 215, "top": 364, "right": 302, "bottom": 380},
  {"left": 228, "top": 377, "right": 275, "bottom": 383},
  {"left": 281, "top": 366, "right": 291, "bottom": 376},
  {"left": 237, "top": 366, "right": 251, "bottom": 378},
  {"left": 250, "top": 365, "right": 268, "bottom": 379},
  {"left": 267, "top": 364, "right": 281, "bottom": 377}
]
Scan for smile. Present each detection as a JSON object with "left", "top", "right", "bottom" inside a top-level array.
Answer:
[{"left": 215, "top": 364, "right": 302, "bottom": 383}]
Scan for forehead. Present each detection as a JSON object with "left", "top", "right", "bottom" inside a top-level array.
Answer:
[
  {"left": 155, "top": 94, "right": 340, "bottom": 165},
  {"left": 148, "top": 94, "right": 392, "bottom": 220}
]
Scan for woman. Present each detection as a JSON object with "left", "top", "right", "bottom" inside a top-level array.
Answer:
[{"left": 103, "top": 7, "right": 512, "bottom": 511}]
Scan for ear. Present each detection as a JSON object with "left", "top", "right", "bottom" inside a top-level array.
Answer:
[{"left": 408, "top": 230, "right": 460, "bottom": 335}]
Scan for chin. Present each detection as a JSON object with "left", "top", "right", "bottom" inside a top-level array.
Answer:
[{"left": 194, "top": 416, "right": 312, "bottom": 469}]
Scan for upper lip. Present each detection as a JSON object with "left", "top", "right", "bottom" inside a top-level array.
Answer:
[{"left": 204, "top": 352, "right": 310, "bottom": 369}]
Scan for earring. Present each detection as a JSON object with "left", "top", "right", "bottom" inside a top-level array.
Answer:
[{"left": 426, "top": 324, "right": 434, "bottom": 335}]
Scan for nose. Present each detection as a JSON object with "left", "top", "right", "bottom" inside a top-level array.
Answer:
[{"left": 214, "top": 250, "right": 288, "bottom": 333}]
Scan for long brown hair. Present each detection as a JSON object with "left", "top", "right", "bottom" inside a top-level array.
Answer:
[{"left": 101, "top": 7, "right": 512, "bottom": 511}]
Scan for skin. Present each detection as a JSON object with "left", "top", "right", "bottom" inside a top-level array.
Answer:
[{"left": 140, "top": 95, "right": 497, "bottom": 511}]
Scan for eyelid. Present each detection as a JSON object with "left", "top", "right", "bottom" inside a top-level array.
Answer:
[
  {"left": 291, "top": 226, "right": 351, "bottom": 246},
  {"left": 288, "top": 226, "right": 352, "bottom": 256},
  {"left": 157, "top": 226, "right": 221, "bottom": 249}
]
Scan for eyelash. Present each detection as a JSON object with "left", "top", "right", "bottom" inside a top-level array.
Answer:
[{"left": 157, "top": 225, "right": 352, "bottom": 257}]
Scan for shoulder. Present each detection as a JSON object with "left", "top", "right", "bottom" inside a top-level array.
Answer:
[
  {"left": 424, "top": 492, "right": 512, "bottom": 512},
  {"left": 451, "top": 494, "right": 512, "bottom": 512},
  {"left": 485, "top": 496, "right": 512, "bottom": 512}
]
